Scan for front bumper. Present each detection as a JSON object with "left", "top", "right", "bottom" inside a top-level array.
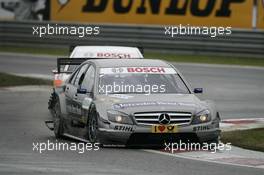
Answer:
[{"left": 97, "top": 118, "right": 221, "bottom": 145}]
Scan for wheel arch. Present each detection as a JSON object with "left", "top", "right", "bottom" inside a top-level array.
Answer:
[{"left": 53, "top": 89, "right": 67, "bottom": 116}]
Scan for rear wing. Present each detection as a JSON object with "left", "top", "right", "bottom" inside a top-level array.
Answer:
[{"left": 56, "top": 58, "right": 88, "bottom": 74}]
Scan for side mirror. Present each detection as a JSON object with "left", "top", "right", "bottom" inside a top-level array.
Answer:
[
  {"left": 194, "top": 88, "right": 203, "bottom": 94},
  {"left": 52, "top": 69, "right": 58, "bottom": 74},
  {"left": 77, "top": 88, "right": 87, "bottom": 94}
]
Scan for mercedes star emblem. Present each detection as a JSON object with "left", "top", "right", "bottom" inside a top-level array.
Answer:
[{"left": 158, "top": 113, "right": 171, "bottom": 125}]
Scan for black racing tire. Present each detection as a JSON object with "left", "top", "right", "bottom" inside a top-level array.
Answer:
[
  {"left": 206, "top": 135, "right": 220, "bottom": 145},
  {"left": 205, "top": 112, "right": 221, "bottom": 144},
  {"left": 53, "top": 97, "right": 64, "bottom": 139},
  {"left": 87, "top": 107, "right": 99, "bottom": 143},
  {"left": 48, "top": 91, "right": 56, "bottom": 110}
]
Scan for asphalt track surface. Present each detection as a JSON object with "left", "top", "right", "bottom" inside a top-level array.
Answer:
[
  {"left": 0, "top": 53, "right": 264, "bottom": 175},
  {"left": 1, "top": 52, "right": 264, "bottom": 119}
]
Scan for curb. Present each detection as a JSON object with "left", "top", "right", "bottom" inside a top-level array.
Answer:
[
  {"left": 146, "top": 146, "right": 264, "bottom": 169},
  {"left": 221, "top": 118, "right": 264, "bottom": 131},
  {"left": 146, "top": 118, "right": 264, "bottom": 169}
]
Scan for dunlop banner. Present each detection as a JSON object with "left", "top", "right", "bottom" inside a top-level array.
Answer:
[
  {"left": 51, "top": 0, "right": 263, "bottom": 29},
  {"left": 258, "top": 0, "right": 264, "bottom": 28}
]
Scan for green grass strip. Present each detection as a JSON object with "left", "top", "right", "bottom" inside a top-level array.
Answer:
[
  {"left": 0, "top": 72, "right": 52, "bottom": 87},
  {"left": 221, "top": 128, "right": 264, "bottom": 152}
]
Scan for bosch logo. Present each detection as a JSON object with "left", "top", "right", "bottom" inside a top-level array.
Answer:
[{"left": 127, "top": 67, "right": 165, "bottom": 73}]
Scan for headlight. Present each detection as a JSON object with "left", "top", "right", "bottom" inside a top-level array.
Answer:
[
  {"left": 192, "top": 110, "right": 211, "bottom": 124},
  {"left": 107, "top": 110, "right": 133, "bottom": 125}
]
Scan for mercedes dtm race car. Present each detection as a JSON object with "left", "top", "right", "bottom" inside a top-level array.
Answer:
[
  {"left": 48, "top": 46, "right": 144, "bottom": 113},
  {"left": 47, "top": 58, "right": 221, "bottom": 146}
]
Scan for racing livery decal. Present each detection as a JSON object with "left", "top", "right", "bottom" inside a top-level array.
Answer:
[
  {"left": 113, "top": 101, "right": 197, "bottom": 109},
  {"left": 100, "top": 67, "right": 177, "bottom": 74},
  {"left": 114, "top": 125, "right": 134, "bottom": 132}
]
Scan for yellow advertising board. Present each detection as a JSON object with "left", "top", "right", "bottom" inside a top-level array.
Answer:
[
  {"left": 51, "top": 0, "right": 262, "bottom": 29},
  {"left": 258, "top": 0, "right": 264, "bottom": 29}
]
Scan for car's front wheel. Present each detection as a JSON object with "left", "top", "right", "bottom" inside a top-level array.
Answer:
[
  {"left": 206, "top": 135, "right": 221, "bottom": 144},
  {"left": 88, "top": 108, "right": 99, "bottom": 143},
  {"left": 53, "top": 97, "right": 64, "bottom": 139}
]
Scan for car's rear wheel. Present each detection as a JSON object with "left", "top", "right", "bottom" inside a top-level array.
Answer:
[
  {"left": 48, "top": 91, "right": 56, "bottom": 111},
  {"left": 88, "top": 108, "right": 99, "bottom": 143},
  {"left": 53, "top": 97, "right": 64, "bottom": 138}
]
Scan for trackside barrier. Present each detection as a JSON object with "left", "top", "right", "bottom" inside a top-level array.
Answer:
[{"left": 0, "top": 21, "right": 263, "bottom": 58}]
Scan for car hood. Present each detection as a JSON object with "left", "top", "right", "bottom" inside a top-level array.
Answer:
[{"left": 95, "top": 93, "right": 207, "bottom": 116}]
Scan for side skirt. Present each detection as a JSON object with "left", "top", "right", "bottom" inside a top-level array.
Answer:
[{"left": 63, "top": 133, "right": 90, "bottom": 143}]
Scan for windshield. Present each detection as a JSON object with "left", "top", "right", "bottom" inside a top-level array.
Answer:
[{"left": 98, "top": 67, "right": 190, "bottom": 95}]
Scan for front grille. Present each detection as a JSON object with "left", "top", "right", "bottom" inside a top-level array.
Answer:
[{"left": 134, "top": 112, "right": 192, "bottom": 126}]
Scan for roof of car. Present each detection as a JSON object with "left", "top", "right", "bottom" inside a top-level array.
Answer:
[
  {"left": 74, "top": 46, "right": 140, "bottom": 51},
  {"left": 89, "top": 59, "right": 171, "bottom": 68},
  {"left": 71, "top": 46, "right": 143, "bottom": 58}
]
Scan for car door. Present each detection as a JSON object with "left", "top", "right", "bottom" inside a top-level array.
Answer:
[
  {"left": 71, "top": 65, "right": 96, "bottom": 137},
  {"left": 65, "top": 69, "right": 79, "bottom": 112},
  {"left": 64, "top": 64, "right": 89, "bottom": 133}
]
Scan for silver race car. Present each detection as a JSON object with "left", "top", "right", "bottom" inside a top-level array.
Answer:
[{"left": 47, "top": 58, "right": 221, "bottom": 146}]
